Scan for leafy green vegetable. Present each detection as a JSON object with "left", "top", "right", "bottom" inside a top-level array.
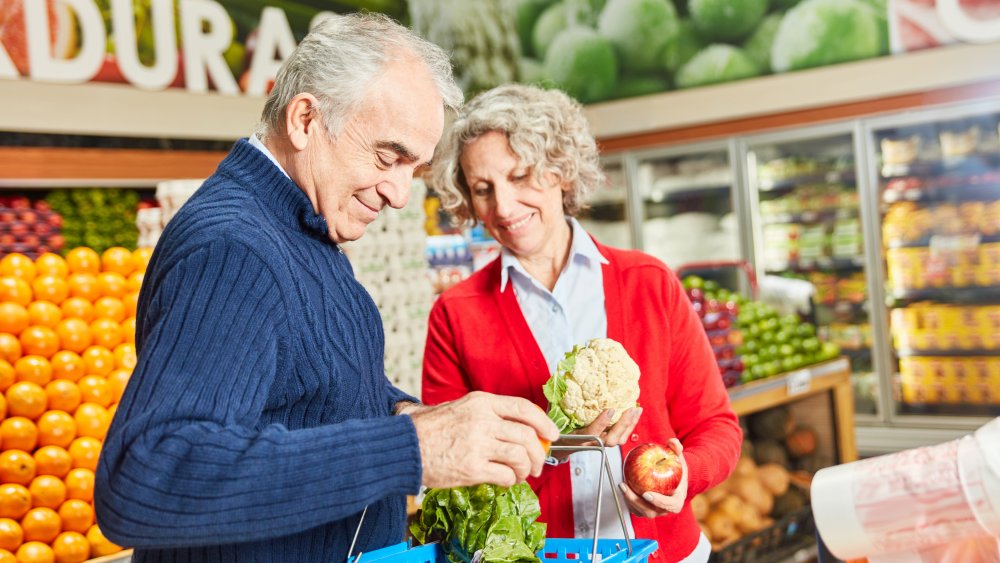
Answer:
[
  {"left": 542, "top": 345, "right": 578, "bottom": 432},
  {"left": 410, "top": 483, "right": 546, "bottom": 563}
]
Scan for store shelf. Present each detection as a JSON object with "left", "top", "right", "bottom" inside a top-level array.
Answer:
[
  {"left": 766, "top": 256, "right": 865, "bottom": 273},
  {"left": 758, "top": 170, "right": 853, "bottom": 192},
  {"left": 897, "top": 348, "right": 1000, "bottom": 358},
  {"left": 882, "top": 181, "right": 1000, "bottom": 204},
  {"left": 762, "top": 208, "right": 859, "bottom": 225},
  {"left": 0, "top": 146, "right": 225, "bottom": 188},
  {"left": 890, "top": 285, "right": 1000, "bottom": 304},
  {"left": 727, "top": 357, "right": 856, "bottom": 462},
  {"left": 645, "top": 183, "right": 730, "bottom": 203},
  {"left": 880, "top": 153, "right": 1000, "bottom": 179},
  {"left": 886, "top": 233, "right": 1000, "bottom": 248}
]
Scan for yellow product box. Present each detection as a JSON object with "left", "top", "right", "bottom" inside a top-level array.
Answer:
[
  {"left": 899, "top": 357, "right": 925, "bottom": 378},
  {"left": 985, "top": 332, "right": 1000, "bottom": 350},
  {"left": 963, "top": 358, "right": 991, "bottom": 380},
  {"left": 984, "top": 307, "right": 1000, "bottom": 329},
  {"left": 891, "top": 308, "right": 919, "bottom": 331},
  {"left": 980, "top": 242, "right": 1000, "bottom": 266},
  {"left": 960, "top": 332, "right": 987, "bottom": 350}
]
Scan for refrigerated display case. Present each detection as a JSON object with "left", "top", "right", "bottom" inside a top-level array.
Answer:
[
  {"left": 578, "top": 155, "right": 634, "bottom": 249},
  {"left": 743, "top": 126, "right": 880, "bottom": 417},
  {"left": 627, "top": 142, "right": 742, "bottom": 275},
  {"left": 864, "top": 100, "right": 1000, "bottom": 422}
]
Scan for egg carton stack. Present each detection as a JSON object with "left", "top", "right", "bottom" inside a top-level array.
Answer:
[
  {"left": 345, "top": 179, "right": 435, "bottom": 398},
  {"left": 136, "top": 179, "right": 204, "bottom": 248}
]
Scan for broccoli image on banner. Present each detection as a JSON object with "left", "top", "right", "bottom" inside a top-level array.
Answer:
[{"left": 542, "top": 338, "right": 641, "bottom": 433}]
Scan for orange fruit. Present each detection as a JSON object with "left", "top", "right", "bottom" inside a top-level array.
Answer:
[
  {"left": 32, "top": 447, "right": 71, "bottom": 479},
  {"left": 111, "top": 344, "right": 135, "bottom": 371},
  {"left": 28, "top": 278, "right": 67, "bottom": 306},
  {"left": 0, "top": 485, "right": 30, "bottom": 520},
  {"left": 56, "top": 300, "right": 91, "bottom": 324},
  {"left": 120, "top": 318, "right": 136, "bottom": 345},
  {"left": 0, "top": 451, "right": 35, "bottom": 486},
  {"left": 0, "top": 394, "right": 5, "bottom": 420},
  {"left": 126, "top": 272, "right": 143, "bottom": 293},
  {"left": 47, "top": 352, "right": 85, "bottom": 384},
  {"left": 100, "top": 248, "right": 134, "bottom": 277},
  {"left": 19, "top": 507, "right": 60, "bottom": 543},
  {"left": 24, "top": 303, "right": 61, "bottom": 330},
  {"left": 0, "top": 304, "right": 29, "bottom": 336},
  {"left": 51, "top": 531, "right": 88, "bottom": 563},
  {"left": 0, "top": 255, "right": 35, "bottom": 283},
  {"left": 18, "top": 327, "right": 58, "bottom": 359},
  {"left": 15, "top": 541, "right": 54, "bottom": 563},
  {"left": 0, "top": 360, "right": 16, "bottom": 392},
  {"left": 87, "top": 320, "right": 120, "bottom": 350},
  {"left": 65, "top": 275, "right": 98, "bottom": 303},
  {"left": 27, "top": 477, "right": 65, "bottom": 511},
  {"left": 55, "top": 502, "right": 91, "bottom": 535},
  {"left": 13, "top": 356, "right": 51, "bottom": 386},
  {"left": 106, "top": 403, "right": 116, "bottom": 420},
  {"left": 0, "top": 335, "right": 20, "bottom": 364},
  {"left": 0, "top": 518, "right": 22, "bottom": 552},
  {"left": 61, "top": 470, "right": 92, "bottom": 503},
  {"left": 91, "top": 297, "right": 124, "bottom": 323},
  {"left": 64, "top": 249, "right": 99, "bottom": 276},
  {"left": 67, "top": 438, "right": 100, "bottom": 472},
  {"left": 79, "top": 347, "right": 112, "bottom": 377},
  {"left": 0, "top": 549, "right": 13, "bottom": 563},
  {"left": 52, "top": 321, "right": 89, "bottom": 356},
  {"left": 122, "top": 292, "right": 139, "bottom": 319},
  {"left": 94, "top": 273, "right": 126, "bottom": 300},
  {"left": 0, "top": 279, "right": 31, "bottom": 308},
  {"left": 5, "top": 382, "right": 47, "bottom": 420},
  {"left": 0, "top": 418, "right": 37, "bottom": 452},
  {"left": 34, "top": 255, "right": 68, "bottom": 279},
  {"left": 72, "top": 403, "right": 107, "bottom": 440},
  {"left": 85, "top": 524, "right": 121, "bottom": 557},
  {"left": 106, "top": 370, "right": 130, "bottom": 404},
  {"left": 36, "top": 411, "right": 75, "bottom": 449},
  {"left": 76, "top": 378, "right": 111, "bottom": 410},
  {"left": 131, "top": 248, "right": 152, "bottom": 273},
  {"left": 43, "top": 381, "right": 80, "bottom": 413}
]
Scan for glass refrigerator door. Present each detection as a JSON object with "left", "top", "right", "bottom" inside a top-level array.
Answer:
[
  {"left": 746, "top": 129, "right": 879, "bottom": 415},
  {"left": 632, "top": 143, "right": 740, "bottom": 272},
  {"left": 578, "top": 155, "right": 633, "bottom": 248},
  {"left": 871, "top": 104, "right": 1000, "bottom": 420}
]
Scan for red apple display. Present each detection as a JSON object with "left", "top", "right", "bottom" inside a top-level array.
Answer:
[{"left": 623, "top": 442, "right": 684, "bottom": 497}]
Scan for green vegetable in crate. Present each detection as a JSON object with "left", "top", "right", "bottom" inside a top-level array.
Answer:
[
  {"left": 542, "top": 27, "right": 618, "bottom": 104},
  {"left": 596, "top": 0, "right": 679, "bottom": 74},
  {"left": 542, "top": 338, "right": 640, "bottom": 433},
  {"left": 660, "top": 20, "right": 705, "bottom": 74},
  {"left": 674, "top": 44, "right": 759, "bottom": 89},
  {"left": 410, "top": 483, "right": 546, "bottom": 563},
  {"left": 688, "top": 0, "right": 768, "bottom": 42},
  {"left": 742, "top": 12, "right": 782, "bottom": 73},
  {"left": 770, "top": 0, "right": 885, "bottom": 73}
]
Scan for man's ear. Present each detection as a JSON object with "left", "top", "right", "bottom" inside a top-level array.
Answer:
[{"left": 284, "top": 93, "right": 321, "bottom": 151}]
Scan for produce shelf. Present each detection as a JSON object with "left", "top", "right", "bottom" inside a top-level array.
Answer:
[
  {"left": 645, "top": 183, "right": 730, "bottom": 203},
  {"left": 765, "top": 256, "right": 865, "bottom": 273},
  {"left": 762, "top": 208, "right": 859, "bottom": 226},
  {"left": 758, "top": 170, "right": 854, "bottom": 192},
  {"left": 896, "top": 348, "right": 1000, "bottom": 358},
  {"left": 727, "top": 358, "right": 856, "bottom": 463},
  {"left": 890, "top": 285, "right": 1000, "bottom": 304}
]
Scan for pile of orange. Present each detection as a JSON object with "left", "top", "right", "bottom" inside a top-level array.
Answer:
[{"left": 0, "top": 247, "right": 149, "bottom": 563}]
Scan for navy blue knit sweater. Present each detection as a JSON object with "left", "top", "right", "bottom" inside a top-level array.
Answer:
[{"left": 95, "top": 139, "right": 422, "bottom": 562}]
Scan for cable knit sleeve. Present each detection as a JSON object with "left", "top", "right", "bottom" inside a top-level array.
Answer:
[
  {"left": 95, "top": 239, "right": 422, "bottom": 549},
  {"left": 661, "top": 267, "right": 743, "bottom": 496}
]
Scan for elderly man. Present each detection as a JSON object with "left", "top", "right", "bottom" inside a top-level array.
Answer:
[{"left": 95, "top": 13, "right": 557, "bottom": 562}]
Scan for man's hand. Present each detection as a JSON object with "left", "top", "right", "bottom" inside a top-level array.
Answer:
[
  {"left": 618, "top": 438, "right": 688, "bottom": 518},
  {"left": 408, "top": 391, "right": 559, "bottom": 489},
  {"left": 549, "top": 407, "right": 642, "bottom": 463}
]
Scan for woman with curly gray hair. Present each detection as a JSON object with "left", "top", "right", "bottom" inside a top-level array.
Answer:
[{"left": 422, "top": 84, "right": 741, "bottom": 563}]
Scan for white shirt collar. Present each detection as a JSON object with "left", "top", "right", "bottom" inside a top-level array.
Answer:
[
  {"left": 248, "top": 134, "right": 291, "bottom": 179},
  {"left": 500, "top": 217, "right": 608, "bottom": 292}
]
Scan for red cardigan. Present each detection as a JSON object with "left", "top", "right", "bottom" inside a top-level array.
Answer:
[{"left": 422, "top": 241, "right": 742, "bottom": 562}]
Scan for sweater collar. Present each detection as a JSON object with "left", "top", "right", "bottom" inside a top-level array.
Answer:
[{"left": 222, "top": 138, "right": 331, "bottom": 238}]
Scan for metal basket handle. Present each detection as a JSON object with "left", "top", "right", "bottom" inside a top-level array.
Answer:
[{"left": 550, "top": 434, "right": 633, "bottom": 562}]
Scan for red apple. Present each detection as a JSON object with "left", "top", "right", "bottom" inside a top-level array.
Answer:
[{"left": 623, "top": 443, "right": 684, "bottom": 497}]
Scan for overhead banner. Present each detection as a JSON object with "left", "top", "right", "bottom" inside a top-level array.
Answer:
[{"left": 0, "top": 0, "right": 997, "bottom": 104}]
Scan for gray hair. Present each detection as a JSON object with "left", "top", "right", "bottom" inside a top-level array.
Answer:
[
  {"left": 431, "top": 84, "right": 603, "bottom": 226},
  {"left": 256, "top": 12, "right": 462, "bottom": 140}
]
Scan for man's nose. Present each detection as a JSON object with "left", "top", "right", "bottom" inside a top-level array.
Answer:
[{"left": 379, "top": 168, "right": 412, "bottom": 209}]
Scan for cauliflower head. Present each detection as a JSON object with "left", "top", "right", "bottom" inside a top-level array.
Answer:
[{"left": 542, "top": 338, "right": 641, "bottom": 432}]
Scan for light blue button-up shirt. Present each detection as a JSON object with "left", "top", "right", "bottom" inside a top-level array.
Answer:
[{"left": 501, "top": 218, "right": 634, "bottom": 540}]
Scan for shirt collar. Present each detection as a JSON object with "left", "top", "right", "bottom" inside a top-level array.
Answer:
[
  {"left": 248, "top": 134, "right": 291, "bottom": 179},
  {"left": 500, "top": 217, "right": 609, "bottom": 292}
]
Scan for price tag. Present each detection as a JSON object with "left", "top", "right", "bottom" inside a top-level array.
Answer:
[{"left": 786, "top": 369, "right": 812, "bottom": 396}]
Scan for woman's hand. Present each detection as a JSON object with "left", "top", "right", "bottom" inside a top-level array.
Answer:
[
  {"left": 618, "top": 438, "right": 688, "bottom": 518},
  {"left": 548, "top": 407, "right": 643, "bottom": 462}
]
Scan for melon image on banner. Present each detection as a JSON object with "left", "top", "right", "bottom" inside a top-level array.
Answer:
[{"left": 0, "top": 0, "right": 77, "bottom": 75}]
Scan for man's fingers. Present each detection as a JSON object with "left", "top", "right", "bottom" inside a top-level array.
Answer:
[
  {"left": 493, "top": 421, "right": 547, "bottom": 476},
  {"left": 489, "top": 439, "right": 534, "bottom": 482},
  {"left": 485, "top": 394, "right": 559, "bottom": 441}
]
